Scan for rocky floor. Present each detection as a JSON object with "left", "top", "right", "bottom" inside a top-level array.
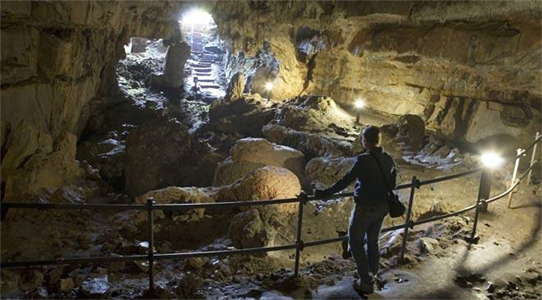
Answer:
[{"left": 2, "top": 163, "right": 540, "bottom": 299}]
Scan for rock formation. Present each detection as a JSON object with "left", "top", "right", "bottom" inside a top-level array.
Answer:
[
  {"left": 125, "top": 118, "right": 222, "bottom": 197},
  {"left": 0, "top": 1, "right": 183, "bottom": 201},
  {"left": 213, "top": 0, "right": 541, "bottom": 146},
  {"left": 214, "top": 138, "right": 306, "bottom": 187},
  {"left": 225, "top": 72, "right": 246, "bottom": 101},
  {"left": 2, "top": 0, "right": 540, "bottom": 202},
  {"left": 262, "top": 124, "right": 356, "bottom": 159}
]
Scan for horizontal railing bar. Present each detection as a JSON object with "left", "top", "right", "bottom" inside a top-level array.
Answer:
[
  {"left": 155, "top": 197, "right": 300, "bottom": 210},
  {"left": 154, "top": 244, "right": 298, "bottom": 260},
  {"left": 2, "top": 203, "right": 146, "bottom": 210},
  {"left": 1, "top": 254, "right": 148, "bottom": 268},
  {"left": 302, "top": 222, "right": 411, "bottom": 249},
  {"left": 413, "top": 168, "right": 481, "bottom": 187}
]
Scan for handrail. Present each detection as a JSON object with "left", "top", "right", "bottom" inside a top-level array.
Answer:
[
  {"left": 2, "top": 161, "right": 536, "bottom": 268},
  {"left": 1, "top": 135, "right": 540, "bottom": 296}
]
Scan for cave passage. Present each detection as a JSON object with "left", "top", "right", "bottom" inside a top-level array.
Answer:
[
  {"left": 1, "top": 1, "right": 541, "bottom": 299},
  {"left": 180, "top": 8, "right": 227, "bottom": 101}
]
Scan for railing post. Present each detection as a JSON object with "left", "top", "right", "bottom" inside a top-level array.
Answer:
[
  {"left": 400, "top": 176, "right": 418, "bottom": 264},
  {"left": 507, "top": 148, "right": 523, "bottom": 208},
  {"left": 469, "top": 172, "right": 489, "bottom": 244},
  {"left": 527, "top": 131, "right": 540, "bottom": 184},
  {"left": 294, "top": 193, "right": 307, "bottom": 277},
  {"left": 479, "top": 170, "right": 491, "bottom": 212},
  {"left": 146, "top": 198, "right": 155, "bottom": 295}
]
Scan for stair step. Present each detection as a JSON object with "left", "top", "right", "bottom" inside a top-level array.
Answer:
[
  {"left": 194, "top": 68, "right": 212, "bottom": 73},
  {"left": 191, "top": 63, "right": 212, "bottom": 68},
  {"left": 198, "top": 79, "right": 215, "bottom": 83},
  {"left": 200, "top": 85, "right": 220, "bottom": 89}
]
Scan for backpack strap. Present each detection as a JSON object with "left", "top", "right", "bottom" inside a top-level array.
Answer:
[{"left": 369, "top": 151, "right": 393, "bottom": 193}]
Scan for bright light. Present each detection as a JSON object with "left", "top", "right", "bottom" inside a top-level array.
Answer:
[
  {"left": 354, "top": 99, "right": 365, "bottom": 109},
  {"left": 480, "top": 152, "right": 505, "bottom": 169},
  {"left": 264, "top": 82, "right": 274, "bottom": 91},
  {"left": 180, "top": 9, "right": 213, "bottom": 26}
]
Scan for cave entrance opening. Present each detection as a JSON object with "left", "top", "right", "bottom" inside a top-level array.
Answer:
[{"left": 179, "top": 8, "right": 226, "bottom": 101}]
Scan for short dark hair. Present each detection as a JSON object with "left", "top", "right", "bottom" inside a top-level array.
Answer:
[{"left": 362, "top": 126, "right": 380, "bottom": 145}]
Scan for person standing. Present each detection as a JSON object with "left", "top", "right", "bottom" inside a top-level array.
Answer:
[{"left": 315, "top": 126, "right": 396, "bottom": 294}]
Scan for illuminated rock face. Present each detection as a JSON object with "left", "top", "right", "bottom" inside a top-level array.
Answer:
[
  {"left": 136, "top": 166, "right": 301, "bottom": 252},
  {"left": 2, "top": 0, "right": 541, "bottom": 201},
  {"left": 214, "top": 0, "right": 541, "bottom": 144},
  {"left": 213, "top": 138, "right": 306, "bottom": 187}
]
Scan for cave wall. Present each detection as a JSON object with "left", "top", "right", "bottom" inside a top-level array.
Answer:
[
  {"left": 0, "top": 1, "right": 184, "bottom": 201},
  {"left": 213, "top": 0, "right": 542, "bottom": 145}
]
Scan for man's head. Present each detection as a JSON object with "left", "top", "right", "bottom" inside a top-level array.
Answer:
[{"left": 361, "top": 126, "right": 380, "bottom": 149}]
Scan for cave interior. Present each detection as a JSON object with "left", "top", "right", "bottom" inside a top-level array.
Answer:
[{"left": 1, "top": 1, "right": 542, "bottom": 299}]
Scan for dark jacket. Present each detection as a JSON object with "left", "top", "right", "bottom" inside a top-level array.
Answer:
[{"left": 321, "top": 147, "right": 396, "bottom": 205}]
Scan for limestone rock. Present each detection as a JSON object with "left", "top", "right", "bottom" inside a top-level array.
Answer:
[
  {"left": 219, "top": 166, "right": 301, "bottom": 214},
  {"left": 1, "top": 1, "right": 182, "bottom": 200},
  {"left": 186, "top": 257, "right": 209, "bottom": 270},
  {"left": 229, "top": 209, "right": 271, "bottom": 249},
  {"left": 136, "top": 186, "right": 218, "bottom": 222},
  {"left": 277, "top": 96, "right": 354, "bottom": 132},
  {"left": 80, "top": 275, "right": 110, "bottom": 297},
  {"left": 225, "top": 72, "right": 246, "bottom": 101},
  {"left": 305, "top": 156, "right": 357, "bottom": 189},
  {"left": 262, "top": 124, "right": 355, "bottom": 159},
  {"left": 60, "top": 278, "right": 75, "bottom": 292},
  {"left": 396, "top": 114, "right": 426, "bottom": 153},
  {"left": 125, "top": 118, "right": 221, "bottom": 197},
  {"left": 208, "top": 95, "right": 275, "bottom": 137},
  {"left": 418, "top": 237, "right": 439, "bottom": 254},
  {"left": 153, "top": 41, "right": 191, "bottom": 88},
  {"left": 214, "top": 138, "right": 305, "bottom": 187}
]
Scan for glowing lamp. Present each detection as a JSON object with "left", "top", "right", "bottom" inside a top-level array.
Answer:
[
  {"left": 480, "top": 152, "right": 504, "bottom": 169},
  {"left": 354, "top": 99, "right": 365, "bottom": 109},
  {"left": 264, "top": 82, "right": 274, "bottom": 91}
]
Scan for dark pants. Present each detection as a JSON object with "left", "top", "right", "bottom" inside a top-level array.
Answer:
[{"left": 348, "top": 201, "right": 388, "bottom": 283}]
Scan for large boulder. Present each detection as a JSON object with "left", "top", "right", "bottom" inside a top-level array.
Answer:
[
  {"left": 228, "top": 209, "right": 271, "bottom": 250},
  {"left": 154, "top": 41, "right": 191, "bottom": 88},
  {"left": 277, "top": 96, "right": 354, "bottom": 133},
  {"left": 397, "top": 114, "right": 426, "bottom": 151},
  {"left": 380, "top": 114, "right": 426, "bottom": 158},
  {"left": 305, "top": 156, "right": 357, "bottom": 190},
  {"left": 136, "top": 186, "right": 218, "bottom": 222},
  {"left": 262, "top": 124, "right": 356, "bottom": 159},
  {"left": 125, "top": 118, "right": 222, "bottom": 197},
  {"left": 213, "top": 138, "right": 306, "bottom": 187},
  {"left": 224, "top": 166, "right": 301, "bottom": 253},
  {"left": 218, "top": 166, "right": 301, "bottom": 214},
  {"left": 207, "top": 95, "right": 275, "bottom": 137}
]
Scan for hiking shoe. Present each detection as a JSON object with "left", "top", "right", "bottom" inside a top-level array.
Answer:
[{"left": 353, "top": 279, "right": 374, "bottom": 294}]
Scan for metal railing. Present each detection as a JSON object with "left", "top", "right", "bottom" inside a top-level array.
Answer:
[{"left": 1, "top": 132, "right": 540, "bottom": 295}]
